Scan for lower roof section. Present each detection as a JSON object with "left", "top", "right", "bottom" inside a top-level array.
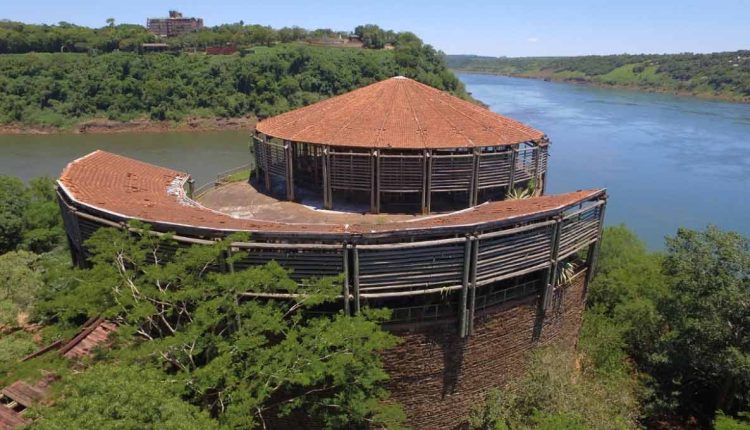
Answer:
[{"left": 57, "top": 150, "right": 605, "bottom": 238}]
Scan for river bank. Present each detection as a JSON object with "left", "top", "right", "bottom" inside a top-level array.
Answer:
[
  {"left": 0, "top": 116, "right": 257, "bottom": 135},
  {"left": 451, "top": 69, "right": 749, "bottom": 103}
]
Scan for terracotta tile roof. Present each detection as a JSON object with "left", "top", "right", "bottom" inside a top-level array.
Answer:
[
  {"left": 256, "top": 77, "right": 545, "bottom": 149},
  {"left": 58, "top": 151, "right": 603, "bottom": 236}
]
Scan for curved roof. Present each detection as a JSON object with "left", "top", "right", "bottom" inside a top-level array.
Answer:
[
  {"left": 255, "top": 77, "right": 545, "bottom": 150},
  {"left": 58, "top": 151, "right": 602, "bottom": 237}
]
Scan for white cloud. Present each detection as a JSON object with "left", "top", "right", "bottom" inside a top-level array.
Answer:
[{"left": 527, "top": 37, "right": 539, "bottom": 43}]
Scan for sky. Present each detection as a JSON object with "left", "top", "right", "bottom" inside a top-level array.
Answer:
[{"left": 3, "top": 0, "right": 749, "bottom": 57}]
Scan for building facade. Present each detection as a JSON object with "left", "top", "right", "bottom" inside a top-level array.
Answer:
[
  {"left": 56, "top": 77, "right": 606, "bottom": 429},
  {"left": 146, "top": 10, "right": 203, "bottom": 37}
]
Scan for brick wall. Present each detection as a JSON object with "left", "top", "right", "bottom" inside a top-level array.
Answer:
[{"left": 381, "top": 270, "right": 588, "bottom": 429}]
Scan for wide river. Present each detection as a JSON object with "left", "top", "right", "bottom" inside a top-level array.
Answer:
[{"left": 1, "top": 73, "right": 748, "bottom": 248}]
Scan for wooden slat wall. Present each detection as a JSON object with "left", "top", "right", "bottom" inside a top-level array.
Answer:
[
  {"left": 357, "top": 239, "right": 466, "bottom": 294},
  {"left": 557, "top": 203, "right": 603, "bottom": 260},
  {"left": 513, "top": 146, "right": 538, "bottom": 182},
  {"left": 477, "top": 151, "right": 512, "bottom": 189},
  {"left": 265, "top": 140, "right": 287, "bottom": 179},
  {"left": 379, "top": 154, "right": 424, "bottom": 193},
  {"left": 233, "top": 245, "right": 344, "bottom": 283},
  {"left": 475, "top": 223, "right": 555, "bottom": 286},
  {"left": 330, "top": 151, "right": 372, "bottom": 191},
  {"left": 431, "top": 153, "right": 474, "bottom": 192}
]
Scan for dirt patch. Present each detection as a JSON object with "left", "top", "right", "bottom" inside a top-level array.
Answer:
[{"left": 197, "top": 181, "right": 424, "bottom": 225}]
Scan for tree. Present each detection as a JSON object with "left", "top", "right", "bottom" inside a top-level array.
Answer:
[
  {"left": 40, "top": 225, "right": 405, "bottom": 429},
  {"left": 0, "top": 250, "right": 44, "bottom": 326},
  {"left": 655, "top": 227, "right": 750, "bottom": 419},
  {"left": 0, "top": 176, "right": 27, "bottom": 253},
  {"left": 29, "top": 364, "right": 219, "bottom": 430}
]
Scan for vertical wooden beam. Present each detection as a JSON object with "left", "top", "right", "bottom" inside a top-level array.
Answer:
[
  {"left": 263, "top": 135, "right": 271, "bottom": 192},
  {"left": 352, "top": 244, "right": 361, "bottom": 314},
  {"left": 343, "top": 245, "right": 351, "bottom": 316},
  {"left": 226, "top": 247, "right": 235, "bottom": 274},
  {"left": 284, "top": 141, "right": 295, "bottom": 201},
  {"left": 468, "top": 235, "right": 479, "bottom": 335},
  {"left": 422, "top": 150, "right": 430, "bottom": 214},
  {"left": 533, "top": 143, "right": 542, "bottom": 192},
  {"left": 370, "top": 149, "right": 377, "bottom": 213},
  {"left": 459, "top": 235, "right": 472, "bottom": 338},
  {"left": 322, "top": 146, "right": 332, "bottom": 209},
  {"left": 585, "top": 198, "right": 608, "bottom": 288},
  {"left": 470, "top": 148, "right": 480, "bottom": 206},
  {"left": 375, "top": 151, "right": 381, "bottom": 213},
  {"left": 508, "top": 145, "right": 518, "bottom": 193},
  {"left": 543, "top": 217, "right": 563, "bottom": 311},
  {"left": 187, "top": 178, "right": 195, "bottom": 199}
]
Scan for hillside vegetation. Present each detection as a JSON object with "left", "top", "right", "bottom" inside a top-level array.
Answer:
[
  {"left": 0, "top": 23, "right": 465, "bottom": 130},
  {"left": 446, "top": 52, "right": 750, "bottom": 102}
]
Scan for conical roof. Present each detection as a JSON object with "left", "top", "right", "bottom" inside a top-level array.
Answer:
[{"left": 255, "top": 76, "right": 545, "bottom": 149}]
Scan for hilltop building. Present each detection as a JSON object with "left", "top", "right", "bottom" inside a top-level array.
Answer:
[
  {"left": 146, "top": 10, "right": 203, "bottom": 37},
  {"left": 56, "top": 76, "right": 607, "bottom": 429}
]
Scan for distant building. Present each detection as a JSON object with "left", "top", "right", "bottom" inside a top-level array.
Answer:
[{"left": 147, "top": 10, "right": 203, "bottom": 37}]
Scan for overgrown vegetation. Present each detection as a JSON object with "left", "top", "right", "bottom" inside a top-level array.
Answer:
[
  {"left": 446, "top": 52, "right": 750, "bottom": 102},
  {"left": 469, "top": 224, "right": 750, "bottom": 429}
]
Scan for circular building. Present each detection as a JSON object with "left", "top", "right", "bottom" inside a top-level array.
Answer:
[
  {"left": 56, "top": 77, "right": 606, "bottom": 429},
  {"left": 254, "top": 76, "right": 549, "bottom": 213}
]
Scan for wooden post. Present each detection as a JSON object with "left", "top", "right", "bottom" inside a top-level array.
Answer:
[
  {"left": 263, "top": 135, "right": 271, "bottom": 192},
  {"left": 352, "top": 245, "right": 361, "bottom": 314},
  {"left": 422, "top": 150, "right": 431, "bottom": 214},
  {"left": 543, "top": 217, "right": 562, "bottom": 311},
  {"left": 468, "top": 234, "right": 479, "bottom": 335},
  {"left": 226, "top": 247, "right": 235, "bottom": 273},
  {"left": 187, "top": 178, "right": 195, "bottom": 199},
  {"left": 375, "top": 151, "right": 381, "bottom": 213},
  {"left": 459, "top": 235, "right": 472, "bottom": 338},
  {"left": 343, "top": 245, "right": 351, "bottom": 315},
  {"left": 322, "top": 146, "right": 332, "bottom": 209},
  {"left": 533, "top": 143, "right": 542, "bottom": 192},
  {"left": 370, "top": 149, "right": 377, "bottom": 213},
  {"left": 585, "top": 198, "right": 608, "bottom": 288},
  {"left": 285, "top": 141, "right": 295, "bottom": 201},
  {"left": 508, "top": 145, "right": 518, "bottom": 192},
  {"left": 470, "top": 148, "right": 480, "bottom": 206}
]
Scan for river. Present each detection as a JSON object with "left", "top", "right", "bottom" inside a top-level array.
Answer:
[{"left": 1, "top": 74, "right": 748, "bottom": 248}]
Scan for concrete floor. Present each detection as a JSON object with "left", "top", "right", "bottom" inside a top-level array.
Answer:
[{"left": 197, "top": 181, "right": 426, "bottom": 225}]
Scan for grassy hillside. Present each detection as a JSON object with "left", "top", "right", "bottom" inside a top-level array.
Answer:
[{"left": 446, "top": 51, "right": 750, "bottom": 102}]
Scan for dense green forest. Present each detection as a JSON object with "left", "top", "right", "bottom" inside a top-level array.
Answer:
[
  {"left": 445, "top": 52, "right": 750, "bottom": 102},
  {"left": 0, "top": 22, "right": 464, "bottom": 130},
  {"left": 2, "top": 174, "right": 750, "bottom": 429},
  {"left": 0, "top": 20, "right": 398, "bottom": 53}
]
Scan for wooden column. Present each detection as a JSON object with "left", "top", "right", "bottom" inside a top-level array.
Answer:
[
  {"left": 263, "top": 135, "right": 271, "bottom": 192},
  {"left": 422, "top": 150, "right": 431, "bottom": 214},
  {"left": 375, "top": 151, "right": 382, "bottom": 213},
  {"left": 370, "top": 149, "right": 378, "bottom": 213},
  {"left": 508, "top": 145, "right": 518, "bottom": 193},
  {"left": 322, "top": 146, "right": 332, "bottom": 209},
  {"left": 543, "top": 217, "right": 563, "bottom": 311},
  {"left": 533, "top": 143, "right": 542, "bottom": 192},
  {"left": 459, "top": 235, "right": 473, "bottom": 338},
  {"left": 585, "top": 198, "right": 608, "bottom": 288},
  {"left": 470, "top": 148, "right": 480, "bottom": 206},
  {"left": 352, "top": 244, "right": 361, "bottom": 314},
  {"left": 284, "top": 141, "right": 295, "bottom": 201},
  {"left": 343, "top": 245, "right": 351, "bottom": 315},
  {"left": 468, "top": 234, "right": 479, "bottom": 335},
  {"left": 187, "top": 178, "right": 195, "bottom": 199}
]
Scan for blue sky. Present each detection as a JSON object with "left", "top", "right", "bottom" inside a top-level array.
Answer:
[{"left": 4, "top": 0, "right": 749, "bottom": 57}]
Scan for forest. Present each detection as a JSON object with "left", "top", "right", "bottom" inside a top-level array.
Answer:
[
  {"left": 0, "top": 20, "right": 397, "bottom": 53},
  {"left": 0, "top": 22, "right": 464, "bottom": 129},
  {"left": 445, "top": 52, "right": 750, "bottom": 102},
  {"left": 1, "top": 174, "right": 749, "bottom": 429}
]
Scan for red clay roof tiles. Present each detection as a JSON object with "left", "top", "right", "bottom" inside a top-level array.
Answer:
[
  {"left": 256, "top": 77, "right": 545, "bottom": 149},
  {"left": 58, "top": 151, "right": 602, "bottom": 236}
]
